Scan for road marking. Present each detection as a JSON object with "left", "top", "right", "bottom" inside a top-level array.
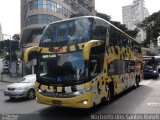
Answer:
[
  {"left": 140, "top": 80, "right": 151, "bottom": 85},
  {"left": 147, "top": 103, "right": 160, "bottom": 107}
]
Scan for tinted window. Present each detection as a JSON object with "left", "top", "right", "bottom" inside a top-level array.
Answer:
[
  {"left": 92, "top": 19, "right": 109, "bottom": 42},
  {"left": 109, "top": 26, "right": 118, "bottom": 45},
  {"left": 40, "top": 18, "right": 93, "bottom": 47},
  {"left": 108, "top": 59, "right": 126, "bottom": 76}
]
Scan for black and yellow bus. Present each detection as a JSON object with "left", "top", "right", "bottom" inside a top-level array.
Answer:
[{"left": 24, "top": 16, "right": 142, "bottom": 108}]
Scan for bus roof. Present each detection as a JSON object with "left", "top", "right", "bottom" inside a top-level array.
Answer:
[{"left": 46, "top": 16, "right": 140, "bottom": 45}]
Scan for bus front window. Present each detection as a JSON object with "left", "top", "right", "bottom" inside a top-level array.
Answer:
[{"left": 38, "top": 51, "right": 88, "bottom": 85}]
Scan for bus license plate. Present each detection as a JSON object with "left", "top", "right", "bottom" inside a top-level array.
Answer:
[{"left": 52, "top": 100, "right": 62, "bottom": 105}]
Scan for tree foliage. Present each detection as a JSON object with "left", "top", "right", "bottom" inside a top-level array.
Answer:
[
  {"left": 138, "top": 10, "right": 160, "bottom": 47},
  {"left": 96, "top": 12, "right": 139, "bottom": 38},
  {"left": 0, "top": 40, "right": 19, "bottom": 60},
  {"left": 12, "top": 34, "right": 20, "bottom": 41},
  {"left": 70, "top": 13, "right": 86, "bottom": 18},
  {"left": 96, "top": 12, "right": 111, "bottom": 21},
  {"left": 69, "top": 12, "right": 138, "bottom": 39}
]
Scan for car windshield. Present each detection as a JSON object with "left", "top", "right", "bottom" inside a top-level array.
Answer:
[
  {"left": 40, "top": 17, "right": 93, "bottom": 47},
  {"left": 144, "top": 65, "right": 156, "bottom": 70},
  {"left": 38, "top": 51, "right": 88, "bottom": 85},
  {"left": 18, "top": 77, "right": 35, "bottom": 83}
]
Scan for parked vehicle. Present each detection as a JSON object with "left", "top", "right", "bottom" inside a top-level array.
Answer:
[
  {"left": 143, "top": 65, "right": 159, "bottom": 79},
  {"left": 2, "top": 60, "right": 9, "bottom": 74},
  {"left": 4, "top": 74, "right": 36, "bottom": 100},
  {"left": 154, "top": 56, "right": 160, "bottom": 73}
]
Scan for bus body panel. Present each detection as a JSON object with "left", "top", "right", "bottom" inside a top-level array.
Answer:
[
  {"left": 23, "top": 16, "right": 142, "bottom": 108},
  {"left": 35, "top": 81, "right": 92, "bottom": 108}
]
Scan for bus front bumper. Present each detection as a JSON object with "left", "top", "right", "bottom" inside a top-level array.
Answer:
[{"left": 36, "top": 91, "right": 92, "bottom": 108}]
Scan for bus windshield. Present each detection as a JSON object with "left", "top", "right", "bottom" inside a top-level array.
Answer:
[
  {"left": 38, "top": 51, "right": 88, "bottom": 85},
  {"left": 40, "top": 18, "right": 93, "bottom": 47}
]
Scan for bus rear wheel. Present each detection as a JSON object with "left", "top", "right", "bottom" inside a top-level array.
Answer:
[
  {"left": 134, "top": 77, "right": 140, "bottom": 88},
  {"left": 106, "top": 84, "right": 114, "bottom": 103}
]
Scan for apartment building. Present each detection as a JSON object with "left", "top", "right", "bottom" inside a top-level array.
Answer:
[
  {"left": 122, "top": 0, "right": 149, "bottom": 42},
  {"left": 21, "top": 0, "right": 95, "bottom": 46}
]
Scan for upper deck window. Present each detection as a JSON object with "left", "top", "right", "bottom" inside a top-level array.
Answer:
[{"left": 40, "top": 17, "right": 93, "bottom": 47}]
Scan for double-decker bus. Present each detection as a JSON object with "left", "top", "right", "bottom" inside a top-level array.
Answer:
[{"left": 24, "top": 16, "right": 142, "bottom": 108}]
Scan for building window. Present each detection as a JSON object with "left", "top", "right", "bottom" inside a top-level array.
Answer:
[
  {"left": 26, "top": 14, "right": 59, "bottom": 26},
  {"left": 26, "top": 0, "right": 71, "bottom": 17}
]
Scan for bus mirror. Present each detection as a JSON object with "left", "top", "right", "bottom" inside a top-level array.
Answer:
[
  {"left": 83, "top": 40, "right": 104, "bottom": 60},
  {"left": 24, "top": 46, "right": 39, "bottom": 63},
  {"left": 83, "top": 42, "right": 92, "bottom": 60}
]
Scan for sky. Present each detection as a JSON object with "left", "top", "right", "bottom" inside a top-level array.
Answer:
[
  {"left": 0, "top": 0, "right": 20, "bottom": 39},
  {"left": 0, "top": 0, "right": 160, "bottom": 39},
  {"left": 95, "top": 0, "right": 160, "bottom": 22}
]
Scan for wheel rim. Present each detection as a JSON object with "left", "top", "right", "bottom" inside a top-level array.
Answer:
[{"left": 28, "top": 90, "right": 35, "bottom": 99}]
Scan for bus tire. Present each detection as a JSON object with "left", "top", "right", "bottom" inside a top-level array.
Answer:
[
  {"left": 106, "top": 83, "right": 114, "bottom": 103},
  {"left": 134, "top": 76, "right": 140, "bottom": 88}
]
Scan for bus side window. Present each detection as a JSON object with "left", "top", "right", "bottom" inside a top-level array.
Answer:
[
  {"left": 90, "top": 60, "right": 99, "bottom": 78},
  {"left": 129, "top": 61, "right": 135, "bottom": 72},
  {"left": 92, "top": 19, "right": 108, "bottom": 42},
  {"left": 109, "top": 27, "right": 118, "bottom": 46},
  {"left": 108, "top": 61, "right": 115, "bottom": 76}
]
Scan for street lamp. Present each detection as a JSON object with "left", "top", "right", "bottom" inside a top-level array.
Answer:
[{"left": 3, "top": 34, "right": 12, "bottom": 75}]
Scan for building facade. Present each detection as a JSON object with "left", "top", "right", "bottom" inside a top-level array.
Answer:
[
  {"left": 21, "top": 0, "right": 96, "bottom": 75},
  {"left": 21, "top": 0, "right": 95, "bottom": 46},
  {"left": 0, "top": 23, "right": 3, "bottom": 41},
  {"left": 122, "top": 0, "right": 149, "bottom": 42}
]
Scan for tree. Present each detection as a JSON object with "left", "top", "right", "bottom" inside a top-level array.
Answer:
[
  {"left": 96, "top": 12, "right": 138, "bottom": 38},
  {"left": 12, "top": 34, "right": 20, "bottom": 41},
  {"left": 69, "top": 11, "right": 138, "bottom": 39},
  {"left": 0, "top": 39, "right": 19, "bottom": 60},
  {"left": 96, "top": 12, "right": 111, "bottom": 21},
  {"left": 138, "top": 10, "right": 160, "bottom": 47},
  {"left": 70, "top": 13, "right": 85, "bottom": 18}
]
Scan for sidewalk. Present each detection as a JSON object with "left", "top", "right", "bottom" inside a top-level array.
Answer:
[{"left": 0, "top": 73, "right": 21, "bottom": 83}]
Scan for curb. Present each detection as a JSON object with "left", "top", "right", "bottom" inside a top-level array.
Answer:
[
  {"left": 0, "top": 80, "right": 15, "bottom": 83},
  {"left": 0, "top": 75, "right": 20, "bottom": 83}
]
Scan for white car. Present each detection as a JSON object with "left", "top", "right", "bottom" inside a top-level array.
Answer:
[{"left": 4, "top": 74, "right": 36, "bottom": 100}]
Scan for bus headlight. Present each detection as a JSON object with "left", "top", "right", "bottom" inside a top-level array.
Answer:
[
  {"left": 83, "top": 100, "right": 88, "bottom": 104},
  {"left": 73, "top": 87, "right": 91, "bottom": 96},
  {"left": 77, "top": 99, "right": 88, "bottom": 104}
]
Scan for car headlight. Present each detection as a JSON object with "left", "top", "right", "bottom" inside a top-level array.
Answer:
[
  {"left": 16, "top": 87, "right": 25, "bottom": 90},
  {"left": 153, "top": 71, "right": 157, "bottom": 73}
]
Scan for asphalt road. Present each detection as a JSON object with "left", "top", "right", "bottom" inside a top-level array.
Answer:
[
  {"left": 1, "top": 78, "right": 160, "bottom": 120},
  {"left": 0, "top": 58, "right": 160, "bottom": 120}
]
